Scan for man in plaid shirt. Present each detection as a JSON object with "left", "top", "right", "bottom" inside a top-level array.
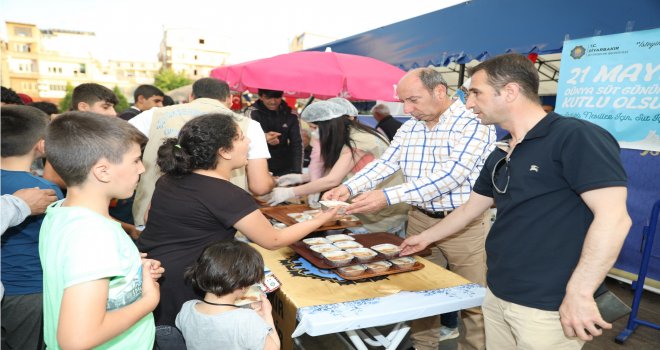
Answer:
[{"left": 324, "top": 68, "right": 495, "bottom": 350}]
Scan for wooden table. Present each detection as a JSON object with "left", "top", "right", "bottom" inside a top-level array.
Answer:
[{"left": 255, "top": 245, "right": 485, "bottom": 350}]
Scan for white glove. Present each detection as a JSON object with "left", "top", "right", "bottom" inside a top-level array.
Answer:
[
  {"left": 267, "top": 187, "right": 296, "bottom": 206},
  {"left": 277, "top": 173, "right": 304, "bottom": 186}
]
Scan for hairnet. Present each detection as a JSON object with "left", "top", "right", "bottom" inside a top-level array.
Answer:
[
  {"left": 301, "top": 100, "right": 346, "bottom": 123},
  {"left": 327, "top": 97, "right": 359, "bottom": 117}
]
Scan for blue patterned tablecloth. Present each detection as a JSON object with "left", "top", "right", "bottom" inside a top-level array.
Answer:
[{"left": 293, "top": 283, "right": 485, "bottom": 337}]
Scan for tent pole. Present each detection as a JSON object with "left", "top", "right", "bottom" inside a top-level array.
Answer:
[{"left": 458, "top": 64, "right": 466, "bottom": 87}]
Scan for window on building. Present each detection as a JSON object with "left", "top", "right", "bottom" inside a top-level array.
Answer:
[
  {"left": 194, "top": 69, "right": 198, "bottom": 76},
  {"left": 15, "top": 44, "right": 31, "bottom": 52},
  {"left": 79, "top": 63, "right": 86, "bottom": 74},
  {"left": 198, "top": 38, "right": 205, "bottom": 44},
  {"left": 14, "top": 27, "right": 32, "bottom": 37}
]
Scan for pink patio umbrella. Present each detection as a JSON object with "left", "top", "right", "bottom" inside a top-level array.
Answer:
[{"left": 210, "top": 51, "right": 406, "bottom": 101}]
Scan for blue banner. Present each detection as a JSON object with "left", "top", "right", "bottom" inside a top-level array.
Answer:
[{"left": 556, "top": 28, "right": 660, "bottom": 152}]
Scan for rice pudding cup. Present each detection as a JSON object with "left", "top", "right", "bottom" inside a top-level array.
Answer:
[
  {"left": 302, "top": 237, "right": 332, "bottom": 246},
  {"left": 333, "top": 241, "right": 363, "bottom": 250},
  {"left": 371, "top": 243, "right": 401, "bottom": 259},
  {"left": 345, "top": 248, "right": 378, "bottom": 262},
  {"left": 389, "top": 256, "right": 417, "bottom": 269},
  {"left": 321, "top": 250, "right": 355, "bottom": 267},
  {"left": 309, "top": 244, "right": 341, "bottom": 258},
  {"left": 365, "top": 260, "right": 392, "bottom": 273},
  {"left": 337, "top": 264, "right": 367, "bottom": 277},
  {"left": 326, "top": 234, "right": 355, "bottom": 243}
]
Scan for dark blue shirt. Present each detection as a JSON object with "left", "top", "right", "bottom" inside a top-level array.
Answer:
[
  {"left": 473, "top": 113, "right": 627, "bottom": 310},
  {"left": 1, "top": 170, "right": 64, "bottom": 295}
]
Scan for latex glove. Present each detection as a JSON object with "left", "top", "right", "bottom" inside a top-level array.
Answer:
[
  {"left": 277, "top": 173, "right": 304, "bottom": 186},
  {"left": 267, "top": 187, "right": 295, "bottom": 206}
]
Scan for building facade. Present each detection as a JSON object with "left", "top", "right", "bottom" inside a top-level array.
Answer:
[
  {"left": 158, "top": 27, "right": 230, "bottom": 80},
  {"left": 1, "top": 22, "right": 162, "bottom": 104}
]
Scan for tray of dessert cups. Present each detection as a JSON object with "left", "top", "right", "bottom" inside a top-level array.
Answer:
[
  {"left": 260, "top": 204, "right": 362, "bottom": 232},
  {"left": 290, "top": 232, "right": 427, "bottom": 280}
]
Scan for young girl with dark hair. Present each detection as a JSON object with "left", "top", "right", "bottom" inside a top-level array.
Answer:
[
  {"left": 136, "top": 113, "right": 339, "bottom": 330},
  {"left": 269, "top": 100, "right": 409, "bottom": 234},
  {"left": 176, "top": 240, "right": 279, "bottom": 350}
]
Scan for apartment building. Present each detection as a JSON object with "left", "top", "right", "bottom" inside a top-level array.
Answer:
[
  {"left": 159, "top": 27, "right": 230, "bottom": 80},
  {"left": 1, "top": 21, "right": 161, "bottom": 103}
]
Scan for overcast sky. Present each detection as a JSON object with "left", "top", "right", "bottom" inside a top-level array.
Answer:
[{"left": 0, "top": 0, "right": 466, "bottom": 63}]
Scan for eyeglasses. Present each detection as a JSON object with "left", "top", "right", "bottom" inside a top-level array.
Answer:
[{"left": 491, "top": 156, "right": 510, "bottom": 194}]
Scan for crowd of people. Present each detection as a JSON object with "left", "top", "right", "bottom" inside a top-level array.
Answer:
[{"left": 1, "top": 52, "right": 631, "bottom": 350}]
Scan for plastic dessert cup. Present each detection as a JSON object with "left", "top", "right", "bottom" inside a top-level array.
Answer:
[
  {"left": 319, "top": 200, "right": 350, "bottom": 215},
  {"left": 326, "top": 233, "right": 355, "bottom": 243},
  {"left": 337, "top": 264, "right": 367, "bottom": 277},
  {"left": 309, "top": 244, "right": 341, "bottom": 257},
  {"left": 302, "top": 237, "right": 332, "bottom": 246},
  {"left": 346, "top": 248, "right": 378, "bottom": 262},
  {"left": 371, "top": 243, "right": 401, "bottom": 259},
  {"left": 321, "top": 250, "right": 355, "bottom": 267},
  {"left": 365, "top": 260, "right": 392, "bottom": 273},
  {"left": 389, "top": 256, "right": 417, "bottom": 269},
  {"left": 333, "top": 241, "right": 363, "bottom": 250}
]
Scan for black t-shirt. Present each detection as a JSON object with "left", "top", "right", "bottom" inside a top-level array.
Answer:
[
  {"left": 473, "top": 113, "right": 627, "bottom": 311},
  {"left": 136, "top": 173, "right": 259, "bottom": 326}
]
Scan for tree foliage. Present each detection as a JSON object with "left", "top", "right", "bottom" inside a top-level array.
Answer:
[
  {"left": 154, "top": 68, "right": 192, "bottom": 92},
  {"left": 58, "top": 82, "right": 74, "bottom": 112},
  {"left": 113, "top": 86, "right": 129, "bottom": 113}
]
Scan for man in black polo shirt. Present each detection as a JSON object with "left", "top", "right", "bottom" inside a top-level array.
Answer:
[{"left": 401, "top": 53, "right": 631, "bottom": 349}]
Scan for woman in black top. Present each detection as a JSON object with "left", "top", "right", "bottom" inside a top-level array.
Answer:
[{"left": 136, "top": 113, "right": 338, "bottom": 328}]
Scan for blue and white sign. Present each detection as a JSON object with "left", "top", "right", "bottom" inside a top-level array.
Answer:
[{"left": 556, "top": 28, "right": 660, "bottom": 152}]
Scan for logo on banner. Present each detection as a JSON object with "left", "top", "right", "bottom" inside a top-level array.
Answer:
[{"left": 570, "top": 45, "right": 586, "bottom": 59}]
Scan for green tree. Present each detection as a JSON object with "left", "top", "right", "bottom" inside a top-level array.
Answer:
[
  {"left": 113, "top": 86, "right": 129, "bottom": 113},
  {"left": 59, "top": 82, "right": 74, "bottom": 112},
  {"left": 154, "top": 68, "right": 192, "bottom": 92}
]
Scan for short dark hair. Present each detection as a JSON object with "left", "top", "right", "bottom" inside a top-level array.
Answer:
[
  {"left": 468, "top": 53, "right": 540, "bottom": 102},
  {"left": 133, "top": 84, "right": 164, "bottom": 102},
  {"left": 416, "top": 68, "right": 448, "bottom": 94},
  {"left": 258, "top": 89, "right": 283, "bottom": 98},
  {"left": 1, "top": 86, "right": 24, "bottom": 105},
  {"left": 162, "top": 95, "right": 175, "bottom": 106},
  {"left": 1, "top": 105, "right": 50, "bottom": 157},
  {"left": 29, "top": 101, "right": 59, "bottom": 115},
  {"left": 191, "top": 78, "right": 230, "bottom": 101},
  {"left": 46, "top": 112, "right": 148, "bottom": 186},
  {"left": 72, "top": 83, "right": 118, "bottom": 110},
  {"left": 157, "top": 113, "right": 238, "bottom": 176},
  {"left": 185, "top": 240, "right": 264, "bottom": 296}
]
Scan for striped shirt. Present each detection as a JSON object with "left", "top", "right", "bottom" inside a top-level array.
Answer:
[{"left": 344, "top": 100, "right": 496, "bottom": 211}]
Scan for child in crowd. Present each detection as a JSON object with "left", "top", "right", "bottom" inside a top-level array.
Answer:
[
  {"left": 43, "top": 83, "right": 118, "bottom": 188},
  {"left": 136, "top": 113, "right": 339, "bottom": 333},
  {"left": 1, "top": 105, "right": 64, "bottom": 350},
  {"left": 39, "top": 112, "right": 163, "bottom": 349},
  {"left": 176, "top": 240, "right": 279, "bottom": 350},
  {"left": 42, "top": 83, "right": 141, "bottom": 239}
]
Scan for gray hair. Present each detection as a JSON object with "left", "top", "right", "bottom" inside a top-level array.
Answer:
[
  {"left": 416, "top": 68, "right": 448, "bottom": 94},
  {"left": 370, "top": 104, "right": 390, "bottom": 116}
]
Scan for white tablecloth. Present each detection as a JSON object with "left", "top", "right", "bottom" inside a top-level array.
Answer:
[{"left": 293, "top": 283, "right": 485, "bottom": 337}]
